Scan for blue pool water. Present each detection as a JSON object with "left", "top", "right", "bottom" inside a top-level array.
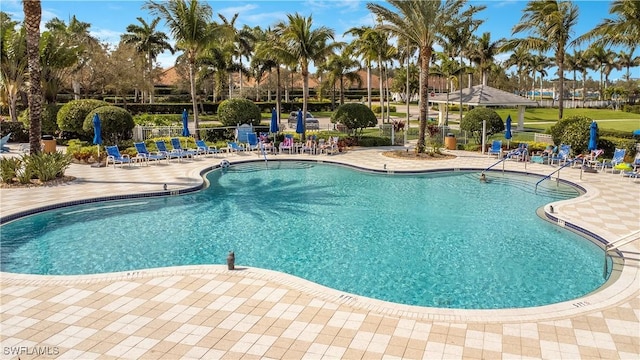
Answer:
[{"left": 0, "top": 162, "right": 606, "bottom": 309}]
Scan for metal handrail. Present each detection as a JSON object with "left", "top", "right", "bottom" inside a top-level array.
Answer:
[
  {"left": 484, "top": 157, "right": 508, "bottom": 172},
  {"left": 535, "top": 160, "right": 575, "bottom": 193},
  {"left": 606, "top": 230, "right": 640, "bottom": 251}
]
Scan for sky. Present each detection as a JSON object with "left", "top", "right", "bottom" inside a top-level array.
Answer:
[{"left": 1, "top": 0, "right": 635, "bottom": 81}]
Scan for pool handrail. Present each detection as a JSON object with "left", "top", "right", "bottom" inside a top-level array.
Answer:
[
  {"left": 535, "top": 160, "right": 575, "bottom": 193},
  {"left": 484, "top": 157, "right": 508, "bottom": 172}
]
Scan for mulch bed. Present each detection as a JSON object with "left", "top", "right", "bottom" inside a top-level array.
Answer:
[{"left": 382, "top": 150, "right": 456, "bottom": 161}]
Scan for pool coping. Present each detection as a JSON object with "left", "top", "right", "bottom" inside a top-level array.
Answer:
[{"left": 1, "top": 158, "right": 638, "bottom": 323}]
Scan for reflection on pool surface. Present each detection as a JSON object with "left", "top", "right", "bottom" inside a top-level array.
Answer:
[{"left": 0, "top": 161, "right": 606, "bottom": 309}]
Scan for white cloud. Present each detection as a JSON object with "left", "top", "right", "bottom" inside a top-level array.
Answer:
[
  {"left": 215, "top": 4, "right": 259, "bottom": 22},
  {"left": 90, "top": 28, "right": 123, "bottom": 45}
]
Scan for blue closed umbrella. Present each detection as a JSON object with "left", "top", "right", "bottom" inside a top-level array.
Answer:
[
  {"left": 588, "top": 121, "right": 598, "bottom": 151},
  {"left": 295, "top": 109, "right": 304, "bottom": 134},
  {"left": 181, "top": 109, "right": 190, "bottom": 137},
  {"left": 632, "top": 129, "right": 640, "bottom": 136},
  {"left": 505, "top": 114, "right": 512, "bottom": 148},
  {"left": 92, "top": 113, "right": 102, "bottom": 166},
  {"left": 270, "top": 108, "right": 279, "bottom": 133}
]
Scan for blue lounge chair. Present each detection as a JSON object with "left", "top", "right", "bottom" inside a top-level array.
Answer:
[
  {"left": 226, "top": 141, "right": 246, "bottom": 154},
  {"left": 246, "top": 133, "right": 261, "bottom": 152},
  {"left": 155, "top": 140, "right": 183, "bottom": 162},
  {"left": 170, "top": 138, "right": 197, "bottom": 158},
  {"left": 0, "top": 133, "right": 11, "bottom": 152},
  {"left": 621, "top": 152, "right": 640, "bottom": 180},
  {"left": 550, "top": 144, "right": 571, "bottom": 166},
  {"left": 134, "top": 142, "right": 167, "bottom": 165},
  {"left": 105, "top": 145, "right": 132, "bottom": 168},
  {"left": 601, "top": 148, "right": 626, "bottom": 173},
  {"left": 506, "top": 143, "right": 528, "bottom": 161},
  {"left": 487, "top": 140, "right": 502, "bottom": 157},
  {"left": 195, "top": 140, "right": 221, "bottom": 157}
]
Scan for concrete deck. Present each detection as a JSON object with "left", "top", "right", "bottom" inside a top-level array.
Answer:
[{"left": 1, "top": 145, "right": 638, "bottom": 359}]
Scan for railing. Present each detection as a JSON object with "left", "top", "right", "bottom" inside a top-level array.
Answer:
[
  {"left": 484, "top": 157, "right": 508, "bottom": 173},
  {"left": 534, "top": 160, "right": 575, "bottom": 193},
  {"left": 603, "top": 230, "right": 640, "bottom": 278},
  {"left": 533, "top": 133, "right": 554, "bottom": 144}
]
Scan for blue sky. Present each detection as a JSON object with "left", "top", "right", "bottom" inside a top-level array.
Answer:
[{"left": 2, "top": 0, "right": 634, "bottom": 81}]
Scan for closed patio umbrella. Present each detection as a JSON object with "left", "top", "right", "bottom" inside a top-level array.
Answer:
[
  {"left": 181, "top": 109, "right": 190, "bottom": 137},
  {"left": 505, "top": 114, "right": 512, "bottom": 149},
  {"left": 295, "top": 109, "right": 304, "bottom": 135},
  {"left": 270, "top": 108, "right": 279, "bottom": 145},
  {"left": 588, "top": 121, "right": 598, "bottom": 151},
  {"left": 92, "top": 113, "right": 102, "bottom": 167}
]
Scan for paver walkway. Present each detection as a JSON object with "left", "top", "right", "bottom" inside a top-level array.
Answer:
[{"left": 1, "top": 146, "right": 638, "bottom": 359}]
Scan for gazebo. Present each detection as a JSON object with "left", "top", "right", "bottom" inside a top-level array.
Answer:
[{"left": 429, "top": 85, "right": 538, "bottom": 130}]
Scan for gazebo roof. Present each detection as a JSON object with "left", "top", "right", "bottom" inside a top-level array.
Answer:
[{"left": 430, "top": 85, "right": 538, "bottom": 106}]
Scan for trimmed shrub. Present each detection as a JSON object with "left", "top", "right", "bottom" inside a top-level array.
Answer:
[
  {"left": 371, "top": 104, "right": 397, "bottom": 113},
  {"left": 331, "top": 103, "right": 377, "bottom": 136},
  {"left": 82, "top": 106, "right": 135, "bottom": 144},
  {"left": 357, "top": 136, "right": 392, "bottom": 147},
  {"left": 57, "top": 99, "right": 109, "bottom": 137},
  {"left": 549, "top": 115, "right": 591, "bottom": 146},
  {"left": 460, "top": 108, "right": 505, "bottom": 143},
  {"left": 19, "top": 103, "right": 62, "bottom": 136},
  {"left": 217, "top": 98, "right": 261, "bottom": 126}
]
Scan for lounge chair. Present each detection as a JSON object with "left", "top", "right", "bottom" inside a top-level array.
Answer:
[
  {"left": 601, "top": 148, "right": 626, "bottom": 173},
  {"left": 531, "top": 145, "right": 556, "bottom": 164},
  {"left": 279, "top": 135, "right": 294, "bottom": 154},
  {"left": 573, "top": 149, "right": 604, "bottom": 168},
  {"left": 506, "top": 143, "right": 528, "bottom": 161},
  {"left": 301, "top": 138, "right": 316, "bottom": 155},
  {"left": 105, "top": 145, "right": 133, "bottom": 168},
  {"left": 246, "top": 133, "right": 262, "bottom": 152},
  {"left": 620, "top": 152, "right": 640, "bottom": 179},
  {"left": 155, "top": 140, "right": 183, "bottom": 162},
  {"left": 170, "top": 137, "right": 197, "bottom": 158},
  {"left": 134, "top": 142, "right": 167, "bottom": 165},
  {"left": 195, "top": 140, "right": 221, "bottom": 157},
  {"left": 487, "top": 140, "right": 502, "bottom": 158},
  {"left": 0, "top": 133, "right": 11, "bottom": 152},
  {"left": 550, "top": 144, "right": 571, "bottom": 166},
  {"left": 226, "top": 141, "right": 246, "bottom": 154}
]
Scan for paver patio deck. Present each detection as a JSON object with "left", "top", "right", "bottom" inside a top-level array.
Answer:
[{"left": 1, "top": 146, "right": 638, "bottom": 359}]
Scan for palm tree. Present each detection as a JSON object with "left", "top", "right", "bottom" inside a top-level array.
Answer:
[
  {"left": 344, "top": 26, "right": 381, "bottom": 109},
  {"left": 529, "top": 53, "right": 551, "bottom": 101},
  {"left": 22, "top": 0, "right": 43, "bottom": 154},
  {"left": 367, "top": 0, "right": 468, "bottom": 153},
  {"left": 320, "top": 52, "right": 362, "bottom": 107},
  {"left": 430, "top": 52, "right": 466, "bottom": 125},
  {"left": 121, "top": 17, "right": 173, "bottom": 103},
  {"left": 587, "top": 44, "right": 616, "bottom": 100},
  {"left": 145, "top": 0, "right": 214, "bottom": 139},
  {"left": 564, "top": 50, "right": 584, "bottom": 106},
  {"left": 1, "top": 19, "right": 27, "bottom": 123},
  {"left": 504, "top": 47, "right": 533, "bottom": 97},
  {"left": 275, "top": 13, "right": 337, "bottom": 140},
  {"left": 577, "top": 0, "right": 639, "bottom": 52},
  {"left": 467, "top": 32, "right": 505, "bottom": 86},
  {"left": 506, "top": 0, "right": 579, "bottom": 120},
  {"left": 617, "top": 49, "right": 640, "bottom": 81},
  {"left": 217, "top": 14, "right": 255, "bottom": 95}
]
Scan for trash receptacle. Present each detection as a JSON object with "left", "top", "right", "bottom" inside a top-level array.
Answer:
[
  {"left": 41, "top": 135, "right": 56, "bottom": 153},
  {"left": 445, "top": 133, "right": 456, "bottom": 150}
]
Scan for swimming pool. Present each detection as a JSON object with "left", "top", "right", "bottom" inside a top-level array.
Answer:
[{"left": 0, "top": 161, "right": 606, "bottom": 309}]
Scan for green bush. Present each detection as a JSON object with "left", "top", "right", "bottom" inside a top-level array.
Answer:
[
  {"left": 82, "top": 106, "right": 135, "bottom": 144},
  {"left": 357, "top": 136, "right": 392, "bottom": 147},
  {"left": 548, "top": 115, "right": 601, "bottom": 154},
  {"left": 27, "top": 151, "right": 73, "bottom": 181},
  {"left": 622, "top": 104, "right": 640, "bottom": 114},
  {"left": 19, "top": 103, "right": 62, "bottom": 136},
  {"left": 331, "top": 103, "right": 377, "bottom": 136},
  {"left": 217, "top": 98, "right": 261, "bottom": 126},
  {"left": 460, "top": 108, "right": 505, "bottom": 144},
  {"left": 0, "top": 121, "right": 29, "bottom": 143},
  {"left": 371, "top": 104, "right": 397, "bottom": 113},
  {"left": 0, "top": 157, "right": 21, "bottom": 183},
  {"left": 57, "top": 99, "right": 109, "bottom": 137}
]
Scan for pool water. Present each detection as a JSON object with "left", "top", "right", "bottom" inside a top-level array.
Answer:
[{"left": 0, "top": 162, "right": 606, "bottom": 309}]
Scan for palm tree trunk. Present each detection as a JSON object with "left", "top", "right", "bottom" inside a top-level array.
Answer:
[
  {"left": 188, "top": 62, "right": 199, "bottom": 140},
  {"left": 558, "top": 62, "right": 564, "bottom": 119},
  {"left": 23, "top": 0, "right": 43, "bottom": 154},
  {"left": 378, "top": 58, "right": 383, "bottom": 126},
  {"left": 302, "top": 62, "right": 309, "bottom": 140},
  {"left": 417, "top": 50, "right": 430, "bottom": 154},
  {"left": 367, "top": 65, "right": 372, "bottom": 108},
  {"left": 276, "top": 66, "right": 281, "bottom": 125}
]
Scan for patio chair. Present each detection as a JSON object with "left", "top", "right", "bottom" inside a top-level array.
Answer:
[
  {"left": 550, "top": 144, "right": 571, "bottom": 166},
  {"left": 226, "top": 141, "right": 246, "bottom": 154},
  {"left": 573, "top": 149, "right": 604, "bottom": 169},
  {"left": 506, "top": 143, "right": 528, "bottom": 162},
  {"left": 134, "top": 142, "right": 167, "bottom": 165},
  {"left": 155, "top": 140, "right": 183, "bottom": 162},
  {"left": 170, "top": 138, "right": 197, "bottom": 158},
  {"left": 0, "top": 133, "right": 11, "bottom": 152},
  {"left": 301, "top": 137, "right": 316, "bottom": 155},
  {"left": 105, "top": 145, "right": 133, "bottom": 168},
  {"left": 246, "top": 133, "right": 262, "bottom": 152},
  {"left": 195, "top": 140, "right": 221, "bottom": 157},
  {"left": 619, "top": 152, "right": 640, "bottom": 179},
  {"left": 531, "top": 145, "right": 556, "bottom": 164},
  {"left": 279, "top": 135, "right": 294, "bottom": 154},
  {"left": 601, "top": 148, "right": 626, "bottom": 173},
  {"left": 487, "top": 140, "right": 502, "bottom": 158}
]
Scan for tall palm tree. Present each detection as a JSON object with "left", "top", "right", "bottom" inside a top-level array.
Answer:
[
  {"left": 320, "top": 52, "right": 362, "bottom": 107},
  {"left": 22, "top": 0, "right": 43, "bottom": 154},
  {"left": 587, "top": 44, "right": 615, "bottom": 100},
  {"left": 0, "top": 20, "right": 27, "bottom": 122},
  {"left": 145, "top": 0, "right": 214, "bottom": 138},
  {"left": 217, "top": 14, "right": 255, "bottom": 95},
  {"left": 430, "top": 52, "right": 466, "bottom": 125},
  {"left": 529, "top": 53, "right": 551, "bottom": 101},
  {"left": 564, "top": 50, "right": 583, "bottom": 106},
  {"left": 506, "top": 0, "right": 579, "bottom": 120},
  {"left": 344, "top": 26, "right": 381, "bottom": 109},
  {"left": 504, "top": 47, "right": 533, "bottom": 97},
  {"left": 121, "top": 17, "right": 173, "bottom": 103},
  {"left": 577, "top": 0, "right": 639, "bottom": 52},
  {"left": 275, "top": 13, "right": 337, "bottom": 140},
  {"left": 617, "top": 49, "right": 640, "bottom": 81},
  {"left": 367, "top": 0, "right": 468, "bottom": 153},
  {"left": 467, "top": 32, "right": 505, "bottom": 86}
]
